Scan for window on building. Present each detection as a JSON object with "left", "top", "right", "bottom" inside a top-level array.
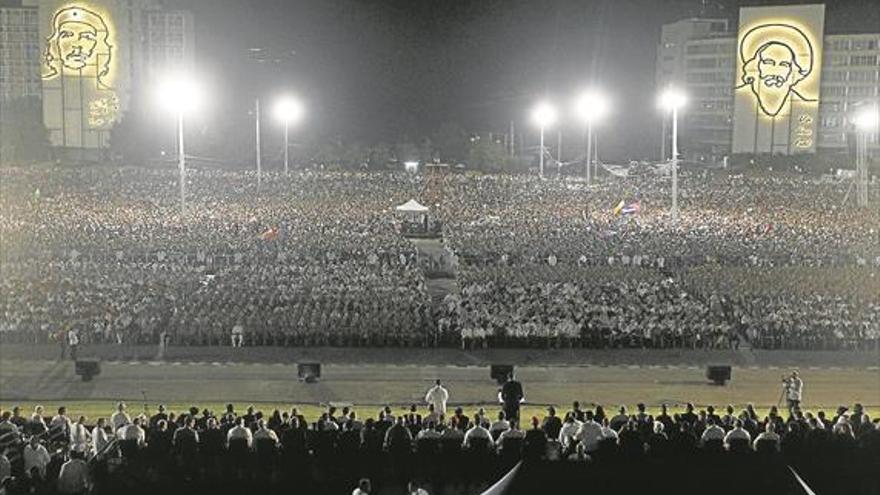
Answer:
[{"left": 850, "top": 55, "right": 878, "bottom": 66}]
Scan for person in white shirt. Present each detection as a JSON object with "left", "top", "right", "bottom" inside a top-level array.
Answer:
[
  {"left": 67, "top": 330, "right": 80, "bottom": 361},
  {"left": 753, "top": 422, "right": 780, "bottom": 450},
  {"left": 56, "top": 450, "right": 90, "bottom": 494},
  {"left": 463, "top": 415, "right": 491, "bottom": 449},
  {"left": 783, "top": 370, "right": 803, "bottom": 413},
  {"left": 489, "top": 411, "right": 510, "bottom": 441},
  {"left": 110, "top": 402, "right": 130, "bottom": 432},
  {"left": 117, "top": 417, "right": 146, "bottom": 446},
  {"left": 424, "top": 380, "right": 449, "bottom": 416},
  {"left": 407, "top": 480, "right": 430, "bottom": 495},
  {"left": 0, "top": 449, "right": 12, "bottom": 485},
  {"left": 69, "top": 416, "right": 91, "bottom": 454},
  {"left": 231, "top": 323, "right": 244, "bottom": 347},
  {"left": 701, "top": 418, "right": 725, "bottom": 445},
  {"left": 50, "top": 407, "right": 71, "bottom": 435},
  {"left": 600, "top": 418, "right": 618, "bottom": 442},
  {"left": 352, "top": 478, "right": 372, "bottom": 495},
  {"left": 496, "top": 425, "right": 525, "bottom": 451},
  {"left": 227, "top": 418, "right": 254, "bottom": 449},
  {"left": 253, "top": 419, "right": 279, "bottom": 445},
  {"left": 23, "top": 436, "right": 51, "bottom": 479},
  {"left": 574, "top": 411, "right": 604, "bottom": 453},
  {"left": 558, "top": 413, "right": 582, "bottom": 453},
  {"left": 723, "top": 419, "right": 752, "bottom": 449},
  {"left": 91, "top": 418, "right": 110, "bottom": 456}
]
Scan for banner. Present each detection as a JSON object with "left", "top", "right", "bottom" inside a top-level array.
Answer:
[{"left": 731, "top": 4, "right": 825, "bottom": 155}]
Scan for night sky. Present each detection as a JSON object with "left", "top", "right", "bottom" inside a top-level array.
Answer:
[{"left": 169, "top": 0, "right": 879, "bottom": 161}]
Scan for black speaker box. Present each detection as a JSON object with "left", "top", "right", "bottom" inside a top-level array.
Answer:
[
  {"left": 706, "top": 365, "right": 732, "bottom": 385},
  {"left": 298, "top": 363, "right": 321, "bottom": 382},
  {"left": 75, "top": 359, "right": 101, "bottom": 381}
]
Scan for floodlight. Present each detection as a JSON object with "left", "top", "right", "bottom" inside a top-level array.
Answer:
[
  {"left": 659, "top": 87, "right": 687, "bottom": 111},
  {"left": 157, "top": 74, "right": 202, "bottom": 114},
  {"left": 853, "top": 105, "right": 879, "bottom": 133},
  {"left": 531, "top": 101, "right": 558, "bottom": 128},
  {"left": 274, "top": 96, "right": 304, "bottom": 124},
  {"left": 575, "top": 90, "right": 610, "bottom": 123}
]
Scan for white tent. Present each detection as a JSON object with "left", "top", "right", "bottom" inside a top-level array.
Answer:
[{"left": 395, "top": 199, "right": 429, "bottom": 213}]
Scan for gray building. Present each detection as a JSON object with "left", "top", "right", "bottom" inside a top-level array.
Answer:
[
  {"left": 657, "top": 16, "right": 879, "bottom": 162},
  {"left": 0, "top": 1, "right": 40, "bottom": 101}
]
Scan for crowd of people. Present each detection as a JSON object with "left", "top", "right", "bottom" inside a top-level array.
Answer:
[
  {"left": 0, "top": 397, "right": 877, "bottom": 494},
  {"left": 1, "top": 166, "right": 878, "bottom": 350}
]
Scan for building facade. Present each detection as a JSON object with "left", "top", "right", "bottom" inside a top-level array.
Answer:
[
  {"left": 1, "top": 0, "right": 194, "bottom": 153},
  {"left": 657, "top": 7, "right": 879, "bottom": 163},
  {"left": 0, "top": 1, "right": 41, "bottom": 102}
]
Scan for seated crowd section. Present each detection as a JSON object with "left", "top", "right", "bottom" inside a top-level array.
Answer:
[
  {"left": 0, "top": 167, "right": 878, "bottom": 350},
  {"left": 0, "top": 400, "right": 877, "bottom": 495}
]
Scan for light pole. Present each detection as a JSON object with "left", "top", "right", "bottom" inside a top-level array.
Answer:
[
  {"left": 158, "top": 75, "right": 202, "bottom": 213},
  {"left": 531, "top": 101, "right": 557, "bottom": 177},
  {"left": 575, "top": 89, "right": 609, "bottom": 185},
  {"left": 853, "top": 104, "right": 878, "bottom": 208},
  {"left": 274, "top": 96, "right": 304, "bottom": 174},
  {"left": 255, "top": 98, "right": 262, "bottom": 190},
  {"left": 659, "top": 87, "right": 686, "bottom": 221}
]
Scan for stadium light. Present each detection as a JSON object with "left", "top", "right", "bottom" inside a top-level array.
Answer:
[
  {"left": 658, "top": 87, "right": 687, "bottom": 112},
  {"left": 575, "top": 89, "right": 610, "bottom": 184},
  {"left": 157, "top": 73, "right": 204, "bottom": 213},
  {"left": 273, "top": 96, "right": 304, "bottom": 175},
  {"left": 158, "top": 74, "right": 203, "bottom": 115},
  {"left": 658, "top": 86, "right": 686, "bottom": 221},
  {"left": 853, "top": 105, "right": 879, "bottom": 133},
  {"left": 531, "top": 101, "right": 557, "bottom": 177}
]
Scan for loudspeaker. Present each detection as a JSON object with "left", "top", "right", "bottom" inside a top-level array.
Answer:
[
  {"left": 706, "top": 365, "right": 732, "bottom": 385},
  {"left": 298, "top": 363, "right": 321, "bottom": 383},
  {"left": 490, "top": 364, "right": 514, "bottom": 385},
  {"left": 75, "top": 359, "right": 101, "bottom": 381}
]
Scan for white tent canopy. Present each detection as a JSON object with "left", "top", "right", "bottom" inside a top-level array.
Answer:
[{"left": 395, "top": 199, "right": 429, "bottom": 213}]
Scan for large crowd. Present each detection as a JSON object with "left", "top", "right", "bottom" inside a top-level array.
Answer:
[
  {"left": 0, "top": 398, "right": 877, "bottom": 495},
  {"left": 1, "top": 166, "right": 878, "bottom": 350}
]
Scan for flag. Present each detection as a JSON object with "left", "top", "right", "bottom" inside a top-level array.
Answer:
[
  {"left": 613, "top": 200, "right": 640, "bottom": 215},
  {"left": 621, "top": 201, "right": 641, "bottom": 215}
]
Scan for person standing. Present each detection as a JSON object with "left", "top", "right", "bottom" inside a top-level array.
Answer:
[
  {"left": 110, "top": 403, "right": 130, "bottom": 432},
  {"left": 424, "top": 380, "right": 449, "bottom": 416},
  {"left": 500, "top": 373, "right": 524, "bottom": 428},
  {"left": 783, "top": 370, "right": 803, "bottom": 414},
  {"left": 91, "top": 418, "right": 110, "bottom": 456},
  {"left": 56, "top": 450, "right": 90, "bottom": 495},
  {"left": 68, "top": 329, "right": 80, "bottom": 361},
  {"left": 23, "top": 436, "right": 51, "bottom": 479}
]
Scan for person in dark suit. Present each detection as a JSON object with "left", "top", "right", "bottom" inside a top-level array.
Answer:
[
  {"left": 523, "top": 416, "right": 548, "bottom": 461},
  {"left": 500, "top": 373, "right": 524, "bottom": 428},
  {"left": 542, "top": 406, "right": 562, "bottom": 439}
]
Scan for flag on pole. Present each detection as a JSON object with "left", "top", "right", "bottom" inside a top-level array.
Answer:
[
  {"left": 621, "top": 201, "right": 641, "bottom": 215},
  {"left": 613, "top": 200, "right": 641, "bottom": 216}
]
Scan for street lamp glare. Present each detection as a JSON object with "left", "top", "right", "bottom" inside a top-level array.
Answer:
[
  {"left": 575, "top": 90, "right": 609, "bottom": 123},
  {"left": 531, "top": 102, "right": 558, "bottom": 128},
  {"left": 659, "top": 88, "right": 687, "bottom": 111},
  {"left": 853, "top": 106, "right": 879, "bottom": 132},
  {"left": 158, "top": 74, "right": 202, "bottom": 114},
  {"left": 274, "top": 97, "right": 304, "bottom": 124}
]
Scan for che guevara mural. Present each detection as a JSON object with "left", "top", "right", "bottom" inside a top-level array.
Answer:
[
  {"left": 731, "top": 5, "right": 825, "bottom": 155},
  {"left": 41, "top": 2, "right": 124, "bottom": 149}
]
